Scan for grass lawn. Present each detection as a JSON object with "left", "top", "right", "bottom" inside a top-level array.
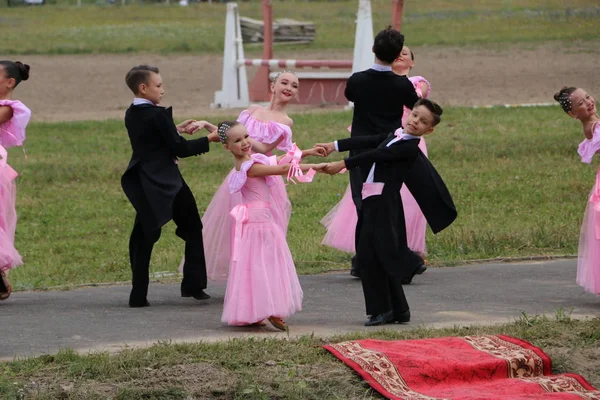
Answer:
[
  {"left": 5, "top": 105, "right": 596, "bottom": 290},
  {"left": 0, "top": 313, "right": 598, "bottom": 399},
  {"left": 0, "top": 0, "right": 599, "bottom": 54}
]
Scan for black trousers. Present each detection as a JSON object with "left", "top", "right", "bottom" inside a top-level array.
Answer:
[
  {"left": 357, "top": 243, "right": 409, "bottom": 318},
  {"left": 128, "top": 183, "right": 207, "bottom": 303},
  {"left": 356, "top": 199, "right": 409, "bottom": 317}
]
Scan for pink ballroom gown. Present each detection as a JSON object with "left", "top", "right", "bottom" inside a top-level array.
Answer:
[
  {"left": 576, "top": 121, "right": 600, "bottom": 295},
  {"left": 221, "top": 154, "right": 303, "bottom": 325},
  {"left": 0, "top": 99, "right": 30, "bottom": 272},
  {"left": 200, "top": 109, "right": 294, "bottom": 281},
  {"left": 321, "top": 76, "right": 430, "bottom": 255}
]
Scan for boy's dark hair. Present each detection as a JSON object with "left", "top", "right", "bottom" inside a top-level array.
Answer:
[
  {"left": 373, "top": 26, "right": 404, "bottom": 64},
  {"left": 414, "top": 98, "right": 443, "bottom": 127},
  {"left": 553, "top": 86, "right": 577, "bottom": 113},
  {"left": 125, "top": 65, "right": 159, "bottom": 94},
  {"left": 0, "top": 61, "right": 30, "bottom": 87}
]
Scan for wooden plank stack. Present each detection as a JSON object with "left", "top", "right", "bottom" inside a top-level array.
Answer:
[{"left": 240, "top": 16, "right": 316, "bottom": 44}]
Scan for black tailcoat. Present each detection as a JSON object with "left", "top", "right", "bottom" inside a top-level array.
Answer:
[
  {"left": 121, "top": 104, "right": 210, "bottom": 233},
  {"left": 344, "top": 69, "right": 420, "bottom": 210},
  {"left": 338, "top": 133, "right": 457, "bottom": 277}
]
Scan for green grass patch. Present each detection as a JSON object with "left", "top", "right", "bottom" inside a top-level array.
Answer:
[
  {"left": 0, "top": 313, "right": 598, "bottom": 398},
  {"left": 0, "top": 0, "right": 599, "bottom": 54},
  {"left": 5, "top": 105, "right": 596, "bottom": 290}
]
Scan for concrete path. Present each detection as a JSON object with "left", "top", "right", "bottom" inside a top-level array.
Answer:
[{"left": 0, "top": 259, "right": 598, "bottom": 360}]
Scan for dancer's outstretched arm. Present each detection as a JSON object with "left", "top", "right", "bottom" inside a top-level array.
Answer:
[
  {"left": 248, "top": 137, "right": 283, "bottom": 155},
  {"left": 247, "top": 163, "right": 326, "bottom": 178},
  {"left": 315, "top": 132, "right": 390, "bottom": 156}
]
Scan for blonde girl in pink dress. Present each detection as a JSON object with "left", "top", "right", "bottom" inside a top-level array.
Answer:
[
  {"left": 321, "top": 46, "right": 431, "bottom": 263},
  {"left": 198, "top": 72, "right": 324, "bottom": 281},
  {"left": 0, "top": 61, "right": 31, "bottom": 300},
  {"left": 216, "top": 121, "right": 325, "bottom": 330},
  {"left": 555, "top": 87, "right": 600, "bottom": 295}
]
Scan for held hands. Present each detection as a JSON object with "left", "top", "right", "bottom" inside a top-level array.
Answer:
[
  {"left": 309, "top": 163, "right": 328, "bottom": 172},
  {"left": 313, "top": 142, "right": 336, "bottom": 156},
  {"left": 301, "top": 147, "right": 327, "bottom": 158},
  {"left": 321, "top": 160, "right": 346, "bottom": 175},
  {"left": 182, "top": 120, "right": 218, "bottom": 135},
  {"left": 176, "top": 119, "right": 196, "bottom": 134}
]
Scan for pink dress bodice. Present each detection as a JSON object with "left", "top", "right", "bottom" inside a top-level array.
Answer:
[
  {"left": 228, "top": 154, "right": 276, "bottom": 202},
  {"left": 0, "top": 100, "right": 30, "bottom": 148},
  {"left": 577, "top": 122, "right": 600, "bottom": 164},
  {"left": 237, "top": 110, "right": 293, "bottom": 152}
]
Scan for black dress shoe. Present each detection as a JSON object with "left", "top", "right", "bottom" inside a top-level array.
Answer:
[
  {"left": 181, "top": 289, "right": 211, "bottom": 300},
  {"left": 350, "top": 268, "right": 361, "bottom": 279},
  {"left": 364, "top": 311, "right": 394, "bottom": 326},
  {"left": 129, "top": 299, "right": 150, "bottom": 308},
  {"left": 394, "top": 310, "right": 411, "bottom": 323},
  {"left": 401, "top": 263, "right": 427, "bottom": 285}
]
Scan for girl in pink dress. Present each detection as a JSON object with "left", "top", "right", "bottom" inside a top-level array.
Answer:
[
  {"left": 217, "top": 121, "right": 324, "bottom": 330},
  {"left": 555, "top": 86, "right": 600, "bottom": 295},
  {"left": 321, "top": 46, "right": 431, "bottom": 260},
  {"left": 0, "top": 61, "right": 31, "bottom": 300},
  {"left": 199, "top": 72, "right": 323, "bottom": 281}
]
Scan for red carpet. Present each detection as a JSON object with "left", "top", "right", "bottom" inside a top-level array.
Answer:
[{"left": 324, "top": 335, "right": 600, "bottom": 400}]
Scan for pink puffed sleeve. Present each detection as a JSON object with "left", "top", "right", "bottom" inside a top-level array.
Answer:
[
  {"left": 0, "top": 100, "right": 31, "bottom": 148},
  {"left": 578, "top": 123, "right": 600, "bottom": 164},
  {"left": 227, "top": 154, "right": 276, "bottom": 193}
]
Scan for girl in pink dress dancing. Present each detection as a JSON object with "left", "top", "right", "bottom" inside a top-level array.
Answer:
[
  {"left": 199, "top": 72, "right": 323, "bottom": 281},
  {"left": 321, "top": 46, "right": 431, "bottom": 266},
  {"left": 217, "top": 121, "right": 324, "bottom": 330},
  {"left": 0, "top": 61, "right": 31, "bottom": 300},
  {"left": 555, "top": 87, "right": 600, "bottom": 295}
]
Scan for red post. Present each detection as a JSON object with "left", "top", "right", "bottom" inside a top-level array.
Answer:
[
  {"left": 249, "top": 0, "right": 274, "bottom": 102},
  {"left": 391, "top": 0, "right": 404, "bottom": 31}
]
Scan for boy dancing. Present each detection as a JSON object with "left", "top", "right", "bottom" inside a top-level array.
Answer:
[
  {"left": 121, "top": 64, "right": 219, "bottom": 307},
  {"left": 317, "top": 99, "right": 457, "bottom": 325},
  {"left": 344, "top": 26, "right": 420, "bottom": 277}
]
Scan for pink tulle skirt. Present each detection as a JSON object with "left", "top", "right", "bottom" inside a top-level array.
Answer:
[
  {"left": 0, "top": 166, "right": 22, "bottom": 272},
  {"left": 577, "top": 184, "right": 600, "bottom": 295},
  {"left": 222, "top": 205, "right": 302, "bottom": 325},
  {"left": 195, "top": 170, "right": 292, "bottom": 281},
  {"left": 321, "top": 140, "right": 428, "bottom": 255}
]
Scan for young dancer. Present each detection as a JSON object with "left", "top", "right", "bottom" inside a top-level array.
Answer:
[
  {"left": 121, "top": 64, "right": 219, "bottom": 308},
  {"left": 200, "top": 72, "right": 324, "bottom": 281},
  {"left": 0, "top": 60, "right": 31, "bottom": 300},
  {"left": 321, "top": 44, "right": 428, "bottom": 277},
  {"left": 336, "top": 28, "right": 420, "bottom": 278},
  {"left": 554, "top": 87, "right": 600, "bottom": 295},
  {"left": 317, "top": 99, "right": 457, "bottom": 325},
  {"left": 217, "top": 121, "right": 325, "bottom": 330}
]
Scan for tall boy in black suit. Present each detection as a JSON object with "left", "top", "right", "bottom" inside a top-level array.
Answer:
[
  {"left": 344, "top": 27, "right": 420, "bottom": 277},
  {"left": 121, "top": 64, "right": 219, "bottom": 308},
  {"left": 318, "top": 99, "right": 457, "bottom": 326}
]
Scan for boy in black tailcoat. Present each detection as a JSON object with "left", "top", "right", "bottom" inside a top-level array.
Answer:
[
  {"left": 317, "top": 99, "right": 457, "bottom": 325},
  {"left": 121, "top": 64, "right": 219, "bottom": 307},
  {"left": 344, "top": 27, "right": 420, "bottom": 277}
]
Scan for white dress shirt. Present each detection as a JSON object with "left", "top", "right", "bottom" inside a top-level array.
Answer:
[
  {"left": 370, "top": 64, "right": 393, "bottom": 72},
  {"left": 132, "top": 97, "right": 154, "bottom": 106}
]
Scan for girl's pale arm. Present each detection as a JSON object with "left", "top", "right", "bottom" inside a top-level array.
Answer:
[
  {"left": 247, "top": 163, "right": 324, "bottom": 178},
  {"left": 249, "top": 137, "right": 283, "bottom": 155}
]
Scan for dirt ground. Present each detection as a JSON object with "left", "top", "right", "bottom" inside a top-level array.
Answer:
[{"left": 8, "top": 41, "right": 600, "bottom": 122}]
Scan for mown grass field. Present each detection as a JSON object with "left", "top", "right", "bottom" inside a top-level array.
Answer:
[
  {"left": 0, "top": 313, "right": 598, "bottom": 399},
  {"left": 0, "top": 0, "right": 599, "bottom": 54},
  {"left": 6, "top": 105, "right": 595, "bottom": 290}
]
